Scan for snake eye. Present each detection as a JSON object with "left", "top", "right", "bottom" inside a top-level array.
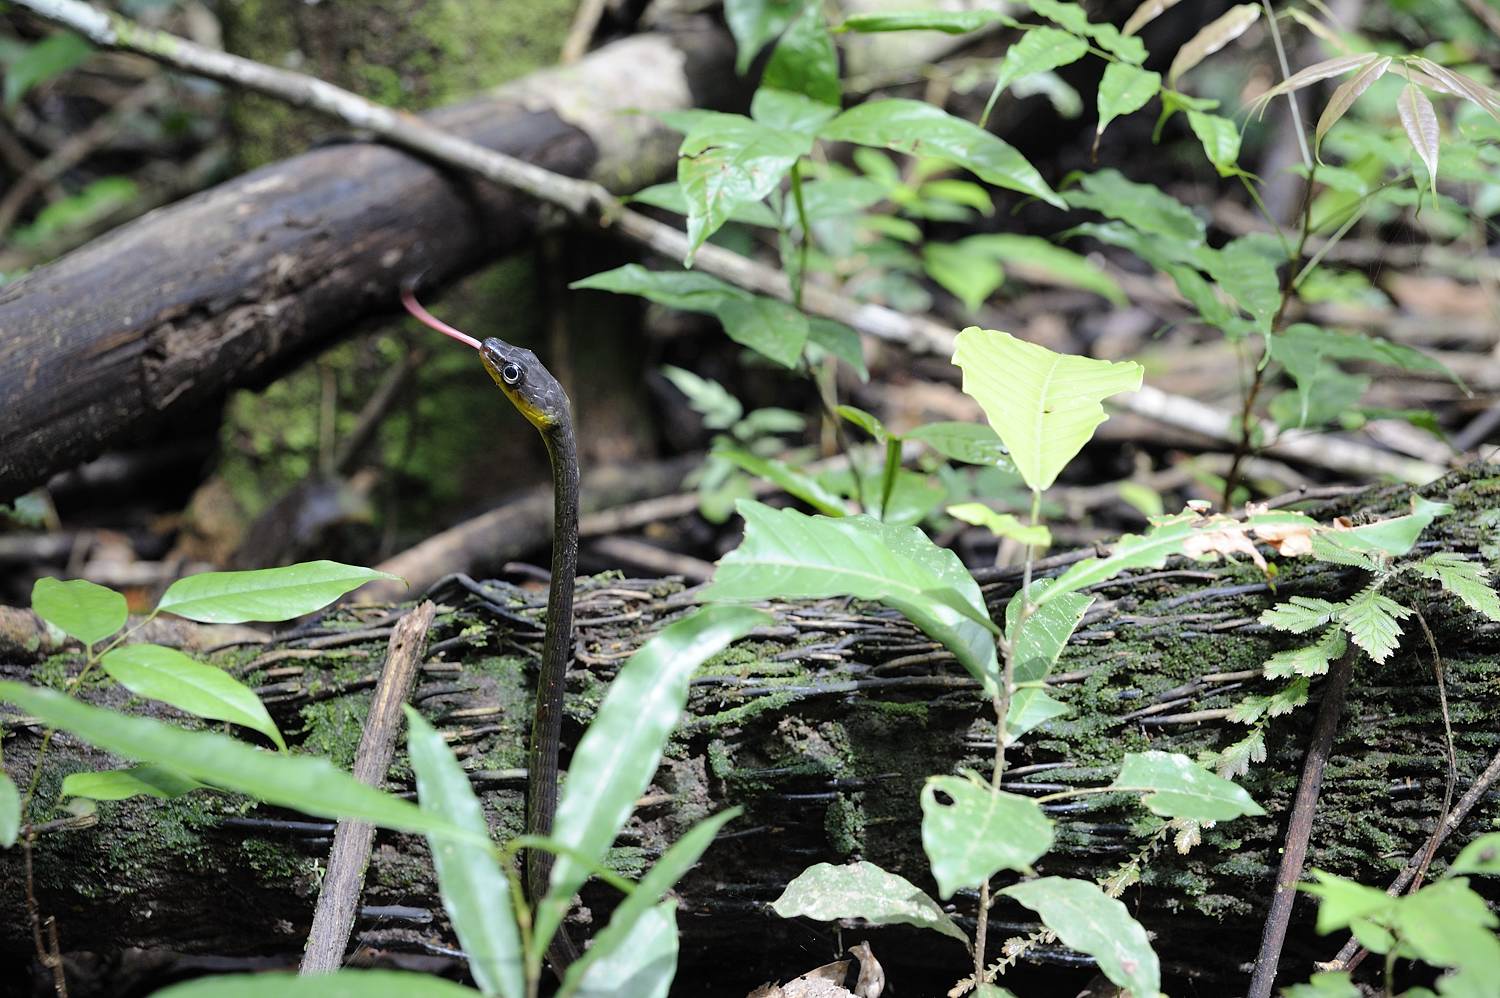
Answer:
[{"left": 501, "top": 363, "right": 523, "bottom": 386}]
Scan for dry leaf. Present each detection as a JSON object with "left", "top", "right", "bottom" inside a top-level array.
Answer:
[
  {"left": 1169, "top": 4, "right": 1261, "bottom": 88},
  {"left": 1315, "top": 55, "right": 1391, "bottom": 152},
  {"left": 1122, "top": 0, "right": 1183, "bottom": 36},
  {"left": 777, "top": 959, "right": 855, "bottom": 998},
  {"left": 1247, "top": 52, "right": 1379, "bottom": 118},
  {"left": 851, "top": 941, "right": 885, "bottom": 998},
  {"left": 1397, "top": 81, "right": 1441, "bottom": 184},
  {"left": 1183, "top": 526, "right": 1268, "bottom": 571},
  {"left": 1410, "top": 57, "right": 1500, "bottom": 123}
]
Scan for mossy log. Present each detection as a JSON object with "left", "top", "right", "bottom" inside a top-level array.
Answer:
[{"left": 3, "top": 469, "right": 1498, "bottom": 993}]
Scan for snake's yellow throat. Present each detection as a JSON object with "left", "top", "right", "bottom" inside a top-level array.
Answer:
[{"left": 480, "top": 337, "right": 569, "bottom": 431}]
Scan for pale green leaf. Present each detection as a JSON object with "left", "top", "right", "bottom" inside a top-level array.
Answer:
[
  {"left": 1017, "top": 0, "right": 1145, "bottom": 62},
  {"left": 771, "top": 860, "right": 969, "bottom": 946},
  {"left": 1309, "top": 533, "right": 1383, "bottom": 572},
  {"left": 715, "top": 296, "right": 811, "bottom": 367},
  {"left": 150, "top": 970, "right": 482, "bottom": 998},
  {"left": 923, "top": 242, "right": 1004, "bottom": 312},
  {"left": 820, "top": 99, "right": 1065, "bottom": 208},
  {"left": 750, "top": 88, "right": 840, "bottom": 136},
  {"left": 906, "top": 422, "right": 1011, "bottom": 467},
  {"left": 1111, "top": 750, "right": 1265, "bottom": 820},
  {"left": 406, "top": 709, "right": 522, "bottom": 998},
  {"left": 1065, "top": 170, "right": 1204, "bottom": 246},
  {"left": 703, "top": 501, "right": 1002, "bottom": 692},
  {"left": 0, "top": 771, "right": 18, "bottom": 848},
  {"left": 535, "top": 606, "right": 769, "bottom": 951},
  {"left": 1001, "top": 877, "right": 1160, "bottom": 997},
  {"left": 763, "top": 6, "right": 840, "bottom": 106},
  {"left": 1264, "top": 628, "right": 1347, "bottom": 679},
  {"left": 1450, "top": 832, "right": 1500, "bottom": 876},
  {"left": 1005, "top": 581, "right": 1093, "bottom": 682},
  {"left": 1334, "top": 586, "right": 1412, "bottom": 662},
  {"left": 569, "top": 901, "right": 680, "bottom": 998},
  {"left": 1167, "top": 4, "right": 1260, "bottom": 88},
  {"left": 1417, "top": 553, "right": 1500, "bottom": 622},
  {"left": 1041, "top": 514, "right": 1203, "bottom": 605},
  {"left": 947, "top": 504, "right": 1051, "bottom": 548},
  {"left": 1282, "top": 971, "right": 1360, "bottom": 998},
  {"left": 31, "top": 577, "right": 127, "bottom": 646},
  {"left": 156, "top": 561, "right": 400, "bottom": 624},
  {"left": 1330, "top": 496, "right": 1452, "bottom": 557},
  {"left": 4, "top": 32, "right": 91, "bottom": 109},
  {"left": 959, "top": 234, "right": 1127, "bottom": 305},
  {"left": 1392, "top": 879, "right": 1500, "bottom": 991},
  {"left": 838, "top": 10, "right": 1017, "bottom": 34},
  {"left": 0, "top": 682, "right": 482, "bottom": 845},
  {"left": 661, "top": 366, "right": 742, "bottom": 430},
  {"left": 921, "top": 774, "right": 1053, "bottom": 898},
  {"left": 1187, "top": 111, "right": 1241, "bottom": 175},
  {"left": 1315, "top": 56, "right": 1392, "bottom": 154},
  {"left": 836, "top": 404, "right": 889, "bottom": 443},
  {"left": 627, "top": 182, "right": 778, "bottom": 227},
  {"left": 954, "top": 327, "right": 1143, "bottom": 492},
  {"left": 1005, "top": 687, "right": 1071, "bottom": 741},
  {"left": 986, "top": 27, "right": 1089, "bottom": 122},
  {"left": 1300, "top": 869, "right": 1397, "bottom": 935},
  {"left": 1397, "top": 82, "right": 1440, "bottom": 185},
  {"left": 1261, "top": 597, "right": 1342, "bottom": 634},
  {"left": 60, "top": 765, "right": 206, "bottom": 802},
  {"left": 1097, "top": 63, "right": 1161, "bottom": 138},
  {"left": 712, "top": 442, "right": 848, "bottom": 515},
  {"left": 807, "top": 318, "right": 868, "bottom": 379},
  {"left": 101, "top": 644, "right": 286, "bottom": 750},
  {"left": 675, "top": 114, "right": 812, "bottom": 261}
]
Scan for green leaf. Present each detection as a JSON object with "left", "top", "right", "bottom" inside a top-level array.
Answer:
[
  {"left": 676, "top": 114, "right": 812, "bottom": 262},
  {"left": 561, "top": 811, "right": 738, "bottom": 997},
  {"left": 1330, "top": 496, "right": 1451, "bottom": 557},
  {"left": 1005, "top": 581, "right": 1093, "bottom": 682},
  {"left": 0, "top": 682, "right": 481, "bottom": 845},
  {"left": 1334, "top": 586, "right": 1412, "bottom": 663},
  {"left": 703, "top": 501, "right": 1002, "bottom": 692},
  {"left": 0, "top": 771, "right": 18, "bottom": 848},
  {"left": 907, "top": 422, "right": 1011, "bottom": 467},
  {"left": 661, "top": 366, "right": 743, "bottom": 430},
  {"left": 1187, "top": 115, "right": 1247, "bottom": 176},
  {"left": 1041, "top": 514, "right": 1202, "bottom": 605},
  {"left": 712, "top": 442, "right": 848, "bottom": 516},
  {"left": 821, "top": 465, "right": 946, "bottom": 526},
  {"left": 535, "top": 606, "right": 769, "bottom": 951},
  {"left": 921, "top": 774, "right": 1053, "bottom": 898},
  {"left": 1111, "top": 750, "right": 1265, "bottom": 820},
  {"left": 156, "top": 561, "right": 400, "bottom": 624},
  {"left": 1392, "top": 880, "right": 1500, "bottom": 990},
  {"left": 1204, "top": 232, "right": 1282, "bottom": 331},
  {"left": 923, "top": 242, "right": 1004, "bottom": 312},
  {"left": 838, "top": 10, "right": 1017, "bottom": 34},
  {"left": 100, "top": 644, "right": 286, "bottom": 750},
  {"left": 405, "top": 709, "right": 522, "bottom": 998},
  {"left": 627, "top": 182, "right": 778, "bottom": 227},
  {"left": 1450, "top": 832, "right": 1500, "bottom": 876},
  {"left": 771, "top": 860, "right": 969, "bottom": 946},
  {"left": 31, "top": 577, "right": 127, "bottom": 646},
  {"left": 724, "top": 0, "right": 807, "bottom": 72},
  {"left": 1418, "top": 553, "right": 1500, "bottom": 622},
  {"left": 989, "top": 27, "right": 1089, "bottom": 116},
  {"left": 150, "top": 970, "right": 482, "bottom": 998},
  {"left": 1000, "top": 877, "right": 1159, "bottom": 997},
  {"left": 1268, "top": 324, "right": 1458, "bottom": 428},
  {"left": 1300, "top": 869, "right": 1397, "bottom": 936},
  {"left": 763, "top": 6, "right": 840, "bottom": 106},
  {"left": 836, "top": 404, "right": 890, "bottom": 443},
  {"left": 1066, "top": 170, "right": 1202, "bottom": 246},
  {"left": 568, "top": 901, "right": 680, "bottom": 998},
  {"left": 750, "top": 88, "right": 840, "bottom": 136},
  {"left": 716, "top": 296, "right": 811, "bottom": 367},
  {"left": 4, "top": 32, "right": 91, "bottom": 109},
  {"left": 820, "top": 99, "right": 1065, "bottom": 209},
  {"left": 958, "top": 234, "right": 1126, "bottom": 305},
  {"left": 1096, "top": 63, "right": 1161, "bottom": 138},
  {"left": 806, "top": 317, "right": 868, "bottom": 379},
  {"left": 1260, "top": 596, "right": 1341, "bottom": 634},
  {"left": 1282, "top": 972, "right": 1360, "bottom": 998},
  {"left": 947, "top": 504, "right": 1051, "bottom": 548},
  {"left": 1017, "top": 0, "right": 1145, "bottom": 62},
  {"left": 60, "top": 765, "right": 206, "bottom": 802},
  {"left": 953, "top": 327, "right": 1143, "bottom": 492},
  {"left": 1005, "top": 687, "right": 1071, "bottom": 741},
  {"left": 1264, "top": 628, "right": 1347, "bottom": 679}
]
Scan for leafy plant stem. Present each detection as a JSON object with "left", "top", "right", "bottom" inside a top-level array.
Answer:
[
  {"left": 789, "top": 159, "right": 810, "bottom": 310},
  {"left": 878, "top": 438, "right": 901, "bottom": 520},
  {"left": 1261, "top": 0, "right": 1313, "bottom": 171},
  {"left": 1237, "top": 173, "right": 1294, "bottom": 259},
  {"left": 806, "top": 358, "right": 868, "bottom": 511}
]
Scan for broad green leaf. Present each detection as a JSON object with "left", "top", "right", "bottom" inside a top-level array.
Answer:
[
  {"left": 1261, "top": 596, "right": 1341, "bottom": 634},
  {"left": 1417, "top": 553, "right": 1500, "bottom": 622},
  {"left": 763, "top": 6, "right": 839, "bottom": 106},
  {"left": 953, "top": 327, "right": 1143, "bottom": 492},
  {"left": 1186, "top": 111, "right": 1241, "bottom": 176},
  {"left": 1005, "top": 687, "right": 1071, "bottom": 741},
  {"left": 1264, "top": 629, "right": 1347, "bottom": 679},
  {"left": 101, "top": 644, "right": 286, "bottom": 750},
  {"left": 569, "top": 902, "right": 680, "bottom": 998},
  {"left": 1111, "top": 750, "right": 1264, "bottom": 820},
  {"left": 906, "top": 422, "right": 1011, "bottom": 467},
  {"left": 1397, "top": 82, "right": 1440, "bottom": 185},
  {"left": 838, "top": 10, "right": 1017, "bottom": 34},
  {"left": 820, "top": 100, "right": 1065, "bottom": 208},
  {"left": 150, "top": 970, "right": 482, "bottom": 998},
  {"left": 921, "top": 775, "right": 1053, "bottom": 898},
  {"left": 703, "top": 501, "right": 1002, "bottom": 692},
  {"left": 561, "top": 811, "right": 738, "bottom": 997},
  {"left": 988, "top": 27, "right": 1089, "bottom": 119},
  {"left": 715, "top": 295, "right": 811, "bottom": 367},
  {"left": 1205, "top": 233, "right": 1282, "bottom": 331},
  {"left": 4, "top": 32, "right": 91, "bottom": 109},
  {"left": 0, "top": 682, "right": 481, "bottom": 845},
  {"left": 923, "top": 242, "right": 1004, "bottom": 312},
  {"left": 661, "top": 366, "right": 742, "bottom": 430},
  {"left": 1300, "top": 870, "right": 1396, "bottom": 935},
  {"left": 1005, "top": 581, "right": 1093, "bottom": 683},
  {"left": 725, "top": 0, "right": 806, "bottom": 72},
  {"left": 1042, "top": 514, "right": 1202, "bottom": 604},
  {"left": 919, "top": 179, "right": 995, "bottom": 213},
  {"left": 771, "top": 860, "right": 969, "bottom": 946},
  {"left": 1451, "top": 832, "right": 1500, "bottom": 876},
  {"left": 1391, "top": 880, "right": 1500, "bottom": 995},
  {"left": 958, "top": 234, "right": 1126, "bottom": 305},
  {"left": 1096, "top": 63, "right": 1160, "bottom": 138},
  {"left": 60, "top": 765, "right": 206, "bottom": 802},
  {"left": 676, "top": 114, "right": 812, "bottom": 261},
  {"left": 1017, "top": 0, "right": 1145, "bottom": 62},
  {"left": 406, "top": 709, "right": 522, "bottom": 998},
  {"left": 1117, "top": 481, "right": 1164, "bottom": 518},
  {"left": 156, "top": 562, "right": 400, "bottom": 624},
  {"left": 807, "top": 317, "right": 868, "bottom": 379},
  {"left": 820, "top": 465, "right": 946, "bottom": 526},
  {"left": 1001, "top": 877, "right": 1159, "bottom": 997},
  {"left": 1067, "top": 221, "right": 1232, "bottom": 332},
  {"left": 535, "top": 606, "right": 769, "bottom": 950},
  {"left": 0, "top": 771, "right": 18, "bottom": 848},
  {"left": 836, "top": 404, "right": 890, "bottom": 443},
  {"left": 1167, "top": 4, "right": 1260, "bottom": 88},
  {"left": 1329, "top": 496, "right": 1452, "bottom": 557},
  {"left": 1268, "top": 325, "right": 1458, "bottom": 430},
  {"left": 31, "top": 577, "right": 127, "bottom": 646},
  {"left": 1334, "top": 586, "right": 1411, "bottom": 663},
  {"left": 1315, "top": 56, "right": 1392, "bottom": 154},
  {"left": 627, "top": 182, "right": 778, "bottom": 227},
  {"left": 712, "top": 442, "right": 848, "bottom": 515},
  {"left": 750, "top": 87, "right": 840, "bottom": 136},
  {"left": 947, "top": 504, "right": 1051, "bottom": 548},
  {"left": 1065, "top": 170, "right": 1204, "bottom": 246}
]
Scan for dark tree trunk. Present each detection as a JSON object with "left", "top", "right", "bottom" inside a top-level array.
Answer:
[{"left": 3, "top": 469, "right": 1498, "bottom": 995}]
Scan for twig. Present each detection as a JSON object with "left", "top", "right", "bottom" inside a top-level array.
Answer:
[
  {"left": 1409, "top": 608, "right": 1457, "bottom": 894},
  {"left": 1245, "top": 647, "right": 1358, "bottom": 998},
  {"left": 302, "top": 600, "right": 437, "bottom": 974},
  {"left": 560, "top": 0, "right": 609, "bottom": 64}
]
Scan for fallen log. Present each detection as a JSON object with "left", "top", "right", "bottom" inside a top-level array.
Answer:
[
  {"left": 2, "top": 468, "right": 1498, "bottom": 994},
  {"left": 0, "top": 21, "right": 739, "bottom": 502}
]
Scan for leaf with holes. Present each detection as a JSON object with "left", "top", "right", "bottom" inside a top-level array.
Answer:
[
  {"left": 101, "top": 644, "right": 286, "bottom": 750},
  {"left": 1168, "top": 4, "right": 1260, "bottom": 88},
  {"left": 1005, "top": 580, "right": 1093, "bottom": 682},
  {"left": 921, "top": 774, "right": 1053, "bottom": 897},
  {"left": 673, "top": 113, "right": 812, "bottom": 262},
  {"left": 1001, "top": 877, "right": 1160, "bottom": 997},
  {"left": 1417, "top": 553, "right": 1500, "bottom": 622},
  {"left": 1334, "top": 587, "right": 1412, "bottom": 663},
  {"left": 1111, "top": 750, "right": 1264, "bottom": 820},
  {"left": 1397, "top": 81, "right": 1441, "bottom": 185},
  {"left": 771, "top": 860, "right": 969, "bottom": 946}
]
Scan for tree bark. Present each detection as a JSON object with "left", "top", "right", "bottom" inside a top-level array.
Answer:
[
  {"left": 3, "top": 469, "right": 1498, "bottom": 993},
  {"left": 0, "top": 21, "right": 739, "bottom": 502}
]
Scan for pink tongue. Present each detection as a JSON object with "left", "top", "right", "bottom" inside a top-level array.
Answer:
[{"left": 400, "top": 286, "right": 481, "bottom": 350}]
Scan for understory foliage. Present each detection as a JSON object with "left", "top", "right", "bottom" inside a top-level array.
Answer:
[{"left": 5, "top": 0, "right": 1500, "bottom": 996}]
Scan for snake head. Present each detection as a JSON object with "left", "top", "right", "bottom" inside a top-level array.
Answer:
[{"left": 481, "top": 337, "right": 570, "bottom": 431}]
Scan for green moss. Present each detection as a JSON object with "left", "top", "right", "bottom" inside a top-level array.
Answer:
[
  {"left": 824, "top": 792, "right": 866, "bottom": 855},
  {"left": 241, "top": 836, "right": 319, "bottom": 892},
  {"left": 31, "top": 654, "right": 74, "bottom": 691},
  {"left": 298, "top": 695, "right": 371, "bottom": 770},
  {"left": 603, "top": 845, "right": 649, "bottom": 880}
]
